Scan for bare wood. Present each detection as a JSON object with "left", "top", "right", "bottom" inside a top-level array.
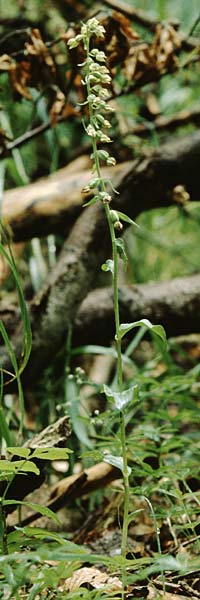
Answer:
[
  {"left": 1, "top": 132, "right": 200, "bottom": 387},
  {"left": 8, "top": 462, "right": 120, "bottom": 530},
  {"left": 73, "top": 274, "right": 200, "bottom": 346},
  {"left": 2, "top": 131, "right": 200, "bottom": 242}
]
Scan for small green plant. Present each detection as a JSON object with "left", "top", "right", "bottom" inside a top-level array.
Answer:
[
  {"left": 0, "top": 446, "right": 72, "bottom": 555},
  {"left": 68, "top": 17, "right": 167, "bottom": 594}
]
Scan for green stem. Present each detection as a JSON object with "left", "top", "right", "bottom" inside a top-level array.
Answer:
[{"left": 85, "top": 32, "right": 130, "bottom": 584}]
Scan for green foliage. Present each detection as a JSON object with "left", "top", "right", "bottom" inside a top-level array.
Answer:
[{"left": 0, "top": 1, "right": 200, "bottom": 598}]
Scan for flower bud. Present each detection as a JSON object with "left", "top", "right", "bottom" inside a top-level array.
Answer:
[
  {"left": 107, "top": 156, "right": 116, "bottom": 166},
  {"left": 114, "top": 220, "right": 123, "bottom": 231},
  {"left": 110, "top": 210, "right": 119, "bottom": 223}
]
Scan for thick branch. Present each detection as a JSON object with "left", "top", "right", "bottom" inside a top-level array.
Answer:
[
  {"left": 126, "top": 107, "right": 200, "bottom": 137},
  {"left": 3, "top": 131, "right": 200, "bottom": 242},
  {"left": 1, "top": 132, "right": 200, "bottom": 386},
  {"left": 0, "top": 199, "right": 111, "bottom": 386},
  {"left": 73, "top": 275, "right": 200, "bottom": 346}
]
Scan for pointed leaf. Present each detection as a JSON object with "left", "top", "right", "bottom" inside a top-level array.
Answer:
[
  {"left": 0, "top": 460, "right": 40, "bottom": 475},
  {"left": 115, "top": 238, "right": 127, "bottom": 266},
  {"left": 31, "top": 448, "right": 72, "bottom": 460},
  {"left": 4, "top": 500, "right": 60, "bottom": 524},
  {"left": 103, "top": 384, "right": 138, "bottom": 411},
  {"left": 7, "top": 447, "right": 31, "bottom": 459},
  {"left": 103, "top": 454, "right": 131, "bottom": 476},
  {"left": 118, "top": 318, "right": 167, "bottom": 349},
  {"left": 117, "top": 211, "right": 139, "bottom": 228},
  {"left": 83, "top": 196, "right": 98, "bottom": 208}
]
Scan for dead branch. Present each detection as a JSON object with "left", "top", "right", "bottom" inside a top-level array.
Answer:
[
  {"left": 3, "top": 131, "right": 200, "bottom": 242},
  {"left": 73, "top": 275, "right": 200, "bottom": 347},
  {"left": 126, "top": 107, "right": 200, "bottom": 137},
  {"left": 0, "top": 199, "right": 111, "bottom": 386},
  {"left": 8, "top": 462, "right": 120, "bottom": 530},
  {"left": 1, "top": 132, "right": 200, "bottom": 387}
]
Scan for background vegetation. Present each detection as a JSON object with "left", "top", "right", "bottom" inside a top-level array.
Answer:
[{"left": 0, "top": 0, "right": 200, "bottom": 598}]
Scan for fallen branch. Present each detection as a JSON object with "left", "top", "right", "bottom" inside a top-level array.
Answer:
[
  {"left": 1, "top": 132, "right": 200, "bottom": 387},
  {"left": 3, "top": 131, "right": 200, "bottom": 242},
  {"left": 8, "top": 462, "right": 120, "bottom": 531},
  {"left": 126, "top": 107, "right": 200, "bottom": 137},
  {"left": 73, "top": 274, "right": 200, "bottom": 346}
]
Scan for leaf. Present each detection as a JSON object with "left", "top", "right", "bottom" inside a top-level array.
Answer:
[
  {"left": 65, "top": 566, "right": 122, "bottom": 592},
  {"left": 103, "top": 454, "right": 131, "bottom": 476},
  {"left": 118, "top": 318, "right": 167, "bottom": 349},
  {"left": 31, "top": 448, "right": 72, "bottom": 460},
  {"left": 103, "top": 384, "right": 138, "bottom": 411},
  {"left": 17, "top": 526, "right": 65, "bottom": 544},
  {"left": 66, "top": 377, "right": 93, "bottom": 449},
  {"left": 0, "top": 408, "right": 11, "bottom": 446},
  {"left": 115, "top": 238, "right": 128, "bottom": 266},
  {"left": 25, "top": 28, "right": 55, "bottom": 73},
  {"left": 83, "top": 196, "right": 98, "bottom": 207},
  {"left": 4, "top": 500, "right": 60, "bottom": 525},
  {"left": 117, "top": 211, "right": 139, "bottom": 228},
  {"left": 92, "top": 149, "right": 109, "bottom": 161},
  {"left": 7, "top": 447, "right": 31, "bottom": 459},
  {"left": 71, "top": 344, "right": 133, "bottom": 366},
  {"left": 101, "top": 259, "right": 114, "bottom": 275},
  {"left": 0, "top": 460, "right": 40, "bottom": 475}
]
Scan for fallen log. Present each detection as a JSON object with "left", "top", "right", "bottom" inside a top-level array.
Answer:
[
  {"left": 2, "top": 131, "right": 200, "bottom": 241},
  {"left": 73, "top": 274, "right": 200, "bottom": 346},
  {"left": 7, "top": 462, "right": 120, "bottom": 531}
]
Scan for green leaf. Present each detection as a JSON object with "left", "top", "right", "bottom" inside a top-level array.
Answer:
[
  {"left": 103, "top": 384, "right": 138, "bottom": 411},
  {"left": 17, "top": 526, "right": 66, "bottom": 544},
  {"left": 115, "top": 237, "right": 128, "bottom": 266},
  {"left": 65, "top": 377, "right": 93, "bottom": 449},
  {"left": 103, "top": 454, "right": 131, "bottom": 476},
  {"left": 0, "top": 407, "right": 12, "bottom": 446},
  {"left": 83, "top": 196, "right": 98, "bottom": 208},
  {"left": 0, "top": 460, "right": 40, "bottom": 475},
  {"left": 117, "top": 211, "right": 139, "bottom": 228},
  {"left": 118, "top": 318, "right": 167, "bottom": 349},
  {"left": 71, "top": 344, "right": 134, "bottom": 366},
  {"left": 7, "top": 447, "right": 31, "bottom": 459},
  {"left": 101, "top": 259, "right": 114, "bottom": 275},
  {"left": 4, "top": 500, "right": 60, "bottom": 525},
  {"left": 91, "top": 149, "right": 109, "bottom": 161},
  {"left": 31, "top": 448, "right": 72, "bottom": 460}
]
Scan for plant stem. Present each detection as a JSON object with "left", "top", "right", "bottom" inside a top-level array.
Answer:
[{"left": 85, "top": 30, "right": 130, "bottom": 586}]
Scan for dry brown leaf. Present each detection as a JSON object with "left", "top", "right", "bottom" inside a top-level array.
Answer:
[
  {"left": 148, "top": 587, "right": 190, "bottom": 599},
  {"left": 124, "top": 23, "right": 182, "bottom": 85},
  {"left": 10, "top": 61, "right": 31, "bottom": 99},
  {"left": 25, "top": 28, "right": 55, "bottom": 74},
  {"left": 153, "top": 23, "right": 181, "bottom": 73},
  {"left": 62, "top": 567, "right": 122, "bottom": 592},
  {"left": 146, "top": 93, "right": 161, "bottom": 116},
  {"left": 0, "top": 54, "right": 14, "bottom": 71},
  {"left": 49, "top": 90, "right": 66, "bottom": 125},
  {"left": 49, "top": 90, "right": 78, "bottom": 125},
  {"left": 112, "top": 10, "right": 139, "bottom": 41}
]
